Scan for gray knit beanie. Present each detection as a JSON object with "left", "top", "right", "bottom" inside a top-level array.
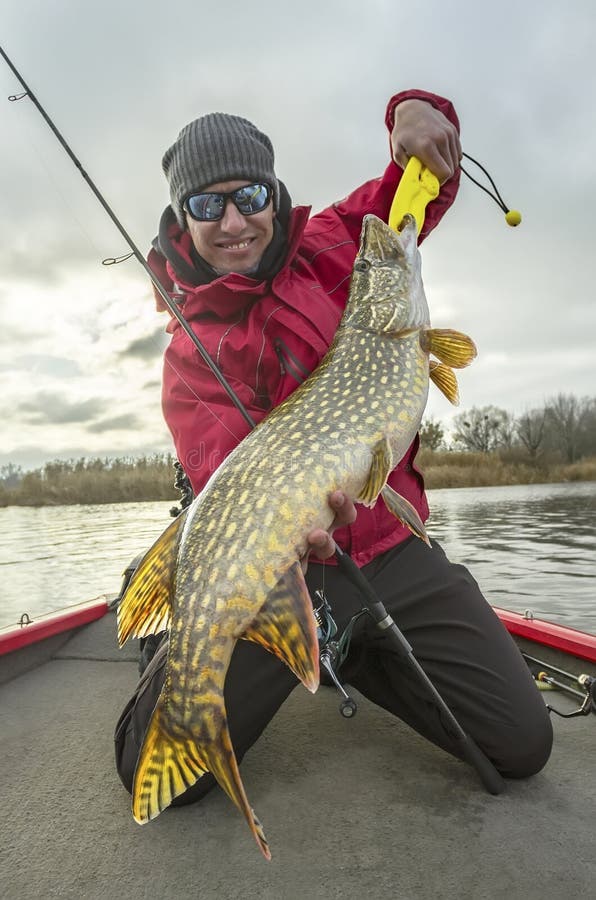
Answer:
[{"left": 162, "top": 113, "right": 279, "bottom": 228}]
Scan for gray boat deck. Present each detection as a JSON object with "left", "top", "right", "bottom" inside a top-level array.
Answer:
[{"left": 1, "top": 611, "right": 594, "bottom": 900}]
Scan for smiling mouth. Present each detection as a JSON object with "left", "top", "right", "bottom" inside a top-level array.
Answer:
[{"left": 217, "top": 239, "right": 254, "bottom": 251}]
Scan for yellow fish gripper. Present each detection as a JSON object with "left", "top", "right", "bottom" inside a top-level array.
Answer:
[{"left": 388, "top": 156, "right": 440, "bottom": 236}]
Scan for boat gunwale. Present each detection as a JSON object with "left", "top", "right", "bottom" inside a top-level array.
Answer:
[
  {"left": 494, "top": 606, "right": 596, "bottom": 664},
  {"left": 2, "top": 597, "right": 595, "bottom": 666},
  {"left": 0, "top": 596, "right": 109, "bottom": 656}
]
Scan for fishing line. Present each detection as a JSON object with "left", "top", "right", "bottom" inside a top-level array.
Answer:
[
  {"left": 6, "top": 81, "right": 111, "bottom": 265},
  {"left": 0, "top": 44, "right": 256, "bottom": 431}
]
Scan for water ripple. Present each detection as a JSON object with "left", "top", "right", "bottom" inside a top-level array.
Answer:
[
  {"left": 0, "top": 502, "right": 171, "bottom": 628},
  {"left": 427, "top": 481, "right": 596, "bottom": 634},
  {"left": 0, "top": 483, "right": 595, "bottom": 634}
]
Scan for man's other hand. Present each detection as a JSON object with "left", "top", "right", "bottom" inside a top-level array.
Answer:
[
  {"left": 302, "top": 491, "right": 357, "bottom": 571},
  {"left": 391, "top": 98, "right": 461, "bottom": 184}
]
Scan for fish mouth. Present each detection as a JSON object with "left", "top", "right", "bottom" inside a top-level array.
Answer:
[{"left": 360, "top": 214, "right": 417, "bottom": 263}]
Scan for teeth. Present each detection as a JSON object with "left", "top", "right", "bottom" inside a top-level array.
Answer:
[{"left": 223, "top": 241, "right": 250, "bottom": 250}]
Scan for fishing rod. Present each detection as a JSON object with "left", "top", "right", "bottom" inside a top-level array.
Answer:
[
  {"left": 332, "top": 544, "right": 505, "bottom": 794},
  {"left": 3, "top": 45, "right": 505, "bottom": 795},
  {"left": 0, "top": 44, "right": 255, "bottom": 430}
]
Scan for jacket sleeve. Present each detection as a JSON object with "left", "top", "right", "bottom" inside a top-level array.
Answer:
[
  {"left": 384, "top": 89, "right": 460, "bottom": 141},
  {"left": 332, "top": 89, "right": 460, "bottom": 245},
  {"left": 385, "top": 88, "right": 461, "bottom": 239}
]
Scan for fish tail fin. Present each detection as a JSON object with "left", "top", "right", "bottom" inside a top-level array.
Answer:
[
  {"left": 207, "top": 724, "right": 271, "bottom": 861},
  {"left": 132, "top": 704, "right": 208, "bottom": 825},
  {"left": 133, "top": 703, "right": 271, "bottom": 861}
]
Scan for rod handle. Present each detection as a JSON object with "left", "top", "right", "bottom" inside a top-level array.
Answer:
[{"left": 456, "top": 734, "right": 506, "bottom": 795}]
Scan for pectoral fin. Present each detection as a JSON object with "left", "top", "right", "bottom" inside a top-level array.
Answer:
[
  {"left": 429, "top": 360, "right": 460, "bottom": 405},
  {"left": 421, "top": 329, "right": 477, "bottom": 368},
  {"left": 381, "top": 485, "right": 431, "bottom": 546},
  {"left": 117, "top": 509, "right": 188, "bottom": 646},
  {"left": 357, "top": 436, "right": 393, "bottom": 506},
  {"left": 243, "top": 562, "right": 319, "bottom": 693}
]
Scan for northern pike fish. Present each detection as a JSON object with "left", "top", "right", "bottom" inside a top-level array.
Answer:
[{"left": 118, "top": 213, "right": 476, "bottom": 860}]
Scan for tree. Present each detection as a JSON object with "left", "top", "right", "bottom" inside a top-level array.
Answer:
[
  {"left": 578, "top": 397, "right": 596, "bottom": 458},
  {"left": 452, "top": 405, "right": 511, "bottom": 452},
  {"left": 419, "top": 417, "right": 445, "bottom": 451},
  {"left": 0, "top": 463, "right": 23, "bottom": 489},
  {"left": 516, "top": 409, "right": 546, "bottom": 460},
  {"left": 545, "top": 393, "right": 590, "bottom": 463},
  {"left": 495, "top": 410, "right": 517, "bottom": 448}
]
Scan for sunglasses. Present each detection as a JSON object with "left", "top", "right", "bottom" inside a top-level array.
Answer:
[{"left": 183, "top": 183, "right": 272, "bottom": 222}]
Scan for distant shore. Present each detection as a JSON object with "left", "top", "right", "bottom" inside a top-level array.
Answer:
[
  {"left": 417, "top": 449, "right": 596, "bottom": 490},
  {"left": 0, "top": 455, "right": 179, "bottom": 508},
  {"left": 1, "top": 451, "right": 595, "bottom": 508}
]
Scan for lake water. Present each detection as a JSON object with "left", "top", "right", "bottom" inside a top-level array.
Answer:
[{"left": 0, "top": 482, "right": 594, "bottom": 634}]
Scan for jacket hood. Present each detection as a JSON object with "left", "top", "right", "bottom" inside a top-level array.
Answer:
[{"left": 149, "top": 186, "right": 311, "bottom": 322}]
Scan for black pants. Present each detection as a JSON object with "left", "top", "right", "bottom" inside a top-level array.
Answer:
[{"left": 114, "top": 538, "right": 553, "bottom": 804}]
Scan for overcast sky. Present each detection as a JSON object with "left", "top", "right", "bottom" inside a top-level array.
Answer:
[{"left": 1, "top": 0, "right": 594, "bottom": 471}]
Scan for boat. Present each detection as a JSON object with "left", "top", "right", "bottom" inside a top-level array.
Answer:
[{"left": 2, "top": 583, "right": 594, "bottom": 900}]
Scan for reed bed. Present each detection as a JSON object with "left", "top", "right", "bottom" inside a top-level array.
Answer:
[
  {"left": 1, "top": 452, "right": 595, "bottom": 506},
  {"left": 418, "top": 450, "right": 596, "bottom": 490}
]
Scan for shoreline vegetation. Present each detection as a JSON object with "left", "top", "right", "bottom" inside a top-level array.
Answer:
[{"left": 1, "top": 450, "right": 595, "bottom": 508}]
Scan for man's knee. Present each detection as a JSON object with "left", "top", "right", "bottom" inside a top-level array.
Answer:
[{"left": 494, "top": 701, "right": 554, "bottom": 779}]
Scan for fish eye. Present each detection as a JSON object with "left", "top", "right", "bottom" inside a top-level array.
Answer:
[{"left": 353, "top": 258, "right": 370, "bottom": 272}]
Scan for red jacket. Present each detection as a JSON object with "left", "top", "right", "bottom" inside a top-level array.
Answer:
[{"left": 151, "top": 90, "right": 460, "bottom": 566}]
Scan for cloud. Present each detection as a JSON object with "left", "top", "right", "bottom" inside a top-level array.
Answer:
[
  {"left": 19, "top": 392, "right": 106, "bottom": 425},
  {"left": 0, "top": 354, "right": 82, "bottom": 377},
  {"left": 0, "top": 439, "right": 174, "bottom": 472},
  {"left": 118, "top": 328, "right": 169, "bottom": 361},
  {"left": 0, "top": 443, "right": 93, "bottom": 470},
  {"left": 87, "top": 414, "right": 144, "bottom": 433},
  {"left": 0, "top": 237, "right": 84, "bottom": 287},
  {"left": 0, "top": 0, "right": 594, "bottom": 471}
]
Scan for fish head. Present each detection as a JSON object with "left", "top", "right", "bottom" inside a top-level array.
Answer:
[{"left": 345, "top": 214, "right": 429, "bottom": 334}]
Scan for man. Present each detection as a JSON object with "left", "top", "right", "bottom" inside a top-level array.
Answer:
[{"left": 115, "top": 90, "right": 552, "bottom": 803}]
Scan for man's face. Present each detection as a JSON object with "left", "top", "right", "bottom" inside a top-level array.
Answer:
[{"left": 185, "top": 179, "right": 275, "bottom": 275}]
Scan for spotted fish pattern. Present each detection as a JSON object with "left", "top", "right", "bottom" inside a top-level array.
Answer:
[{"left": 118, "top": 214, "right": 477, "bottom": 860}]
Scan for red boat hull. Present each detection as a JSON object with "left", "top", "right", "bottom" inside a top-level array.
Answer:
[
  {"left": 494, "top": 607, "right": 596, "bottom": 664},
  {"left": 0, "top": 597, "right": 109, "bottom": 656}
]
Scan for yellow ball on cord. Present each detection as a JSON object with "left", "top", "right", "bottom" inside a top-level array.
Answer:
[{"left": 505, "top": 209, "right": 522, "bottom": 227}]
